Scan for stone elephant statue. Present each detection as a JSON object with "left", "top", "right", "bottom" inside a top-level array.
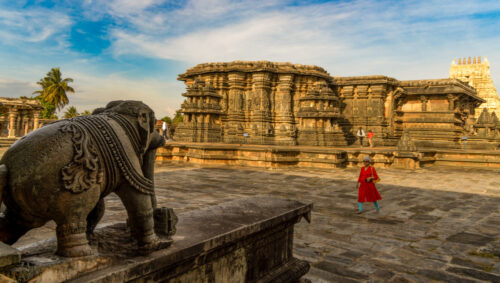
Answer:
[{"left": 0, "top": 100, "right": 167, "bottom": 257}]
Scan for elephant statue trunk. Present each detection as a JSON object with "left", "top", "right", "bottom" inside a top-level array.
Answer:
[{"left": 0, "top": 100, "right": 174, "bottom": 257}]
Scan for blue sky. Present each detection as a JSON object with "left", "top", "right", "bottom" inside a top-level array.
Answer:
[{"left": 0, "top": 0, "right": 500, "bottom": 118}]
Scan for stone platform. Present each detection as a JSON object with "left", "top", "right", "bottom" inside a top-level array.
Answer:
[
  {"left": 157, "top": 142, "right": 500, "bottom": 169},
  {"left": 8, "top": 165, "right": 500, "bottom": 282},
  {"left": 1, "top": 196, "right": 311, "bottom": 282}
]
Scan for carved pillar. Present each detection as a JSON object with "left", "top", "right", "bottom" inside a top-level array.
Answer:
[
  {"left": 420, "top": 95, "right": 428, "bottom": 112},
  {"left": 24, "top": 113, "right": 30, "bottom": 136},
  {"left": 33, "top": 111, "right": 41, "bottom": 130},
  {"left": 250, "top": 72, "right": 273, "bottom": 144},
  {"left": 15, "top": 110, "right": 23, "bottom": 137},
  {"left": 225, "top": 72, "right": 246, "bottom": 143},
  {"left": 274, "top": 74, "right": 295, "bottom": 145},
  {"left": 277, "top": 74, "right": 294, "bottom": 115},
  {"left": 8, "top": 108, "right": 17, "bottom": 138},
  {"left": 252, "top": 72, "right": 272, "bottom": 113},
  {"left": 228, "top": 72, "right": 246, "bottom": 114}
]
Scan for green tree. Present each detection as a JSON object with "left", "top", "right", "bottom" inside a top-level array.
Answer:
[
  {"left": 36, "top": 97, "right": 58, "bottom": 119},
  {"left": 64, "top": 106, "right": 79, "bottom": 118},
  {"left": 80, "top": 110, "right": 91, "bottom": 116},
  {"left": 161, "top": 116, "right": 172, "bottom": 124},
  {"left": 33, "top": 67, "right": 75, "bottom": 110},
  {"left": 172, "top": 110, "right": 183, "bottom": 124}
]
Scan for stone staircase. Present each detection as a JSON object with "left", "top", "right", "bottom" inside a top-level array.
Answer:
[{"left": 0, "top": 138, "right": 17, "bottom": 148}]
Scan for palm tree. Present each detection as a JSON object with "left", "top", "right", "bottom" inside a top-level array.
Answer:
[
  {"left": 64, "top": 106, "right": 79, "bottom": 118},
  {"left": 33, "top": 67, "right": 75, "bottom": 110},
  {"left": 80, "top": 110, "right": 91, "bottom": 116}
]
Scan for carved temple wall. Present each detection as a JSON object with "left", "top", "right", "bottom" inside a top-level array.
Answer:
[
  {"left": 175, "top": 61, "right": 346, "bottom": 146},
  {"left": 174, "top": 61, "right": 499, "bottom": 149}
]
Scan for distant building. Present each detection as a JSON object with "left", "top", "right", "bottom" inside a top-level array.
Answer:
[
  {"left": 450, "top": 56, "right": 500, "bottom": 118},
  {"left": 0, "top": 97, "right": 45, "bottom": 138}
]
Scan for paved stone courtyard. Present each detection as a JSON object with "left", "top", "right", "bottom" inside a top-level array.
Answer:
[{"left": 13, "top": 164, "right": 500, "bottom": 282}]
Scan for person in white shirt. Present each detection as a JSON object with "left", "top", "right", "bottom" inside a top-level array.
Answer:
[
  {"left": 162, "top": 122, "right": 168, "bottom": 140},
  {"left": 356, "top": 127, "right": 366, "bottom": 147}
]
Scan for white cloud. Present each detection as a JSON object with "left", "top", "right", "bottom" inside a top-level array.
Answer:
[
  {"left": 106, "top": 0, "right": 500, "bottom": 89},
  {"left": 0, "top": 8, "right": 72, "bottom": 45}
]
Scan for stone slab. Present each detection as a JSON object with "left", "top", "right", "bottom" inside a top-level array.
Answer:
[
  {"left": 0, "top": 242, "right": 20, "bottom": 268},
  {"left": 2, "top": 196, "right": 312, "bottom": 283}
]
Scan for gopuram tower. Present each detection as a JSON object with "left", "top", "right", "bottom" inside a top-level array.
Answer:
[{"left": 449, "top": 56, "right": 500, "bottom": 117}]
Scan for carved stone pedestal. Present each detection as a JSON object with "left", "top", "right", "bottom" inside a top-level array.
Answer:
[{"left": 0, "top": 196, "right": 312, "bottom": 283}]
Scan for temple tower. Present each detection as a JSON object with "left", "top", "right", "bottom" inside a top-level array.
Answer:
[
  {"left": 449, "top": 56, "right": 500, "bottom": 117},
  {"left": 174, "top": 79, "right": 223, "bottom": 142}
]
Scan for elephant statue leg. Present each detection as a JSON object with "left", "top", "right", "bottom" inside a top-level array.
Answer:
[
  {"left": 86, "top": 198, "right": 105, "bottom": 236},
  {"left": 115, "top": 184, "right": 157, "bottom": 251},
  {"left": 55, "top": 219, "right": 93, "bottom": 257}
]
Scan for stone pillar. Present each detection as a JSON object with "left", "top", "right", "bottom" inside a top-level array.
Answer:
[
  {"left": 275, "top": 74, "right": 296, "bottom": 145},
  {"left": 8, "top": 108, "right": 17, "bottom": 138},
  {"left": 277, "top": 74, "right": 293, "bottom": 115},
  {"left": 33, "top": 111, "right": 41, "bottom": 130},
  {"left": 24, "top": 114, "right": 30, "bottom": 136},
  {"left": 225, "top": 72, "right": 246, "bottom": 143},
  {"left": 250, "top": 72, "right": 273, "bottom": 144}
]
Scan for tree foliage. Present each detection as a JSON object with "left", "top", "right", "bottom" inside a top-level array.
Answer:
[
  {"left": 80, "top": 110, "right": 91, "bottom": 116},
  {"left": 64, "top": 106, "right": 79, "bottom": 119},
  {"left": 161, "top": 116, "right": 172, "bottom": 124},
  {"left": 172, "top": 110, "right": 183, "bottom": 124},
  {"left": 33, "top": 67, "right": 75, "bottom": 111},
  {"left": 35, "top": 97, "right": 58, "bottom": 119}
]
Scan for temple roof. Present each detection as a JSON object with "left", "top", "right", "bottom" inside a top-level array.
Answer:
[
  {"left": 178, "top": 61, "right": 331, "bottom": 80},
  {"left": 400, "top": 78, "right": 484, "bottom": 102},
  {"left": 0, "top": 97, "right": 43, "bottom": 110}
]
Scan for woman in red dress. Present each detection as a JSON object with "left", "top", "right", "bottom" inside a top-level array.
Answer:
[{"left": 356, "top": 157, "right": 382, "bottom": 213}]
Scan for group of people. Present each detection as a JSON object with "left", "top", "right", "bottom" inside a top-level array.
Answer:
[{"left": 356, "top": 127, "right": 375, "bottom": 148}]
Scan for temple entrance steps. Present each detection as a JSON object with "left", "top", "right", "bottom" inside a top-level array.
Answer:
[
  {"left": 0, "top": 138, "right": 17, "bottom": 148},
  {"left": 156, "top": 142, "right": 500, "bottom": 170}
]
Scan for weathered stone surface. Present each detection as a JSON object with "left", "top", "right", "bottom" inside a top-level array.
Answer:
[
  {"left": 0, "top": 242, "right": 20, "bottom": 268},
  {"left": 447, "top": 232, "right": 494, "bottom": 246},
  {"left": 8, "top": 165, "right": 500, "bottom": 282},
  {"left": 416, "top": 269, "right": 476, "bottom": 283},
  {"left": 157, "top": 142, "right": 500, "bottom": 169},
  {"left": 2, "top": 196, "right": 311, "bottom": 282},
  {"left": 447, "top": 266, "right": 500, "bottom": 282},
  {"left": 314, "top": 260, "right": 368, "bottom": 279}
]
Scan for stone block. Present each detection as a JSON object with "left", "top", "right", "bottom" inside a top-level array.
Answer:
[
  {"left": 0, "top": 196, "right": 312, "bottom": 283},
  {"left": 0, "top": 242, "right": 20, "bottom": 268}
]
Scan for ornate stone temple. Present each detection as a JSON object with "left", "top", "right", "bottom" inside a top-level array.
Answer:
[
  {"left": 450, "top": 56, "right": 500, "bottom": 117},
  {"left": 0, "top": 97, "right": 45, "bottom": 138},
  {"left": 174, "top": 60, "right": 497, "bottom": 149},
  {"left": 175, "top": 61, "right": 347, "bottom": 146}
]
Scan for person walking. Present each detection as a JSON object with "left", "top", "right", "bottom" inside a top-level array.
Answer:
[
  {"left": 367, "top": 129, "right": 375, "bottom": 148},
  {"left": 162, "top": 121, "right": 169, "bottom": 140},
  {"left": 356, "top": 157, "right": 382, "bottom": 213},
  {"left": 356, "top": 127, "right": 366, "bottom": 147}
]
